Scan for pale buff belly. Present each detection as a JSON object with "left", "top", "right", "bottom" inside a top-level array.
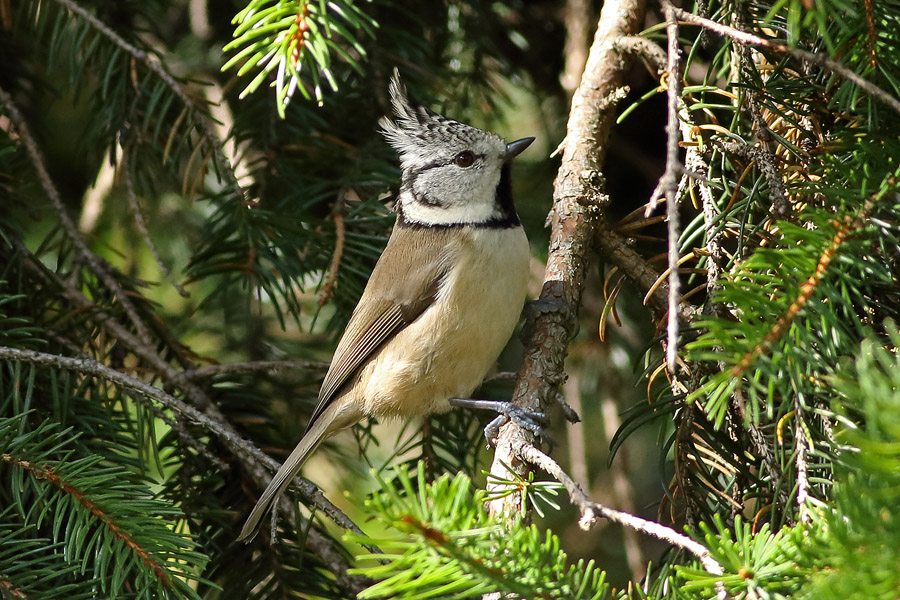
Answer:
[{"left": 354, "top": 227, "right": 530, "bottom": 419}]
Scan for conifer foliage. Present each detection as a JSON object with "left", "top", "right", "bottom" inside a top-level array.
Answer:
[{"left": 1, "top": 0, "right": 899, "bottom": 599}]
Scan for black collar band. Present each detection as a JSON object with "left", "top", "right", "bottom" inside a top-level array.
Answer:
[{"left": 396, "top": 210, "right": 520, "bottom": 230}]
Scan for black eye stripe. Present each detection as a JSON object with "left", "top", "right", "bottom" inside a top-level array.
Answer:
[{"left": 407, "top": 154, "right": 486, "bottom": 179}]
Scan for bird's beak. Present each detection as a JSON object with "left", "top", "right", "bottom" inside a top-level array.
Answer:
[{"left": 505, "top": 137, "right": 535, "bottom": 161}]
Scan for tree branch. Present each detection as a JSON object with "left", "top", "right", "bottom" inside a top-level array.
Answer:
[
  {"left": 518, "top": 443, "right": 726, "bottom": 599},
  {"left": 0, "top": 344, "right": 372, "bottom": 593},
  {"left": 671, "top": 6, "right": 900, "bottom": 118},
  {"left": 51, "top": 0, "right": 250, "bottom": 205},
  {"left": 662, "top": 3, "right": 683, "bottom": 373},
  {"left": 486, "top": 0, "right": 647, "bottom": 518},
  {"left": 0, "top": 84, "right": 157, "bottom": 349}
]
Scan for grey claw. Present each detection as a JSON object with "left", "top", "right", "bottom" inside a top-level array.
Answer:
[
  {"left": 448, "top": 397, "right": 551, "bottom": 446},
  {"left": 484, "top": 414, "right": 507, "bottom": 446},
  {"left": 484, "top": 403, "right": 550, "bottom": 446}
]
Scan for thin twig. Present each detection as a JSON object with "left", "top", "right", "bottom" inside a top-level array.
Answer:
[
  {"left": 715, "top": 139, "right": 789, "bottom": 219},
  {"left": 733, "top": 387, "right": 787, "bottom": 512},
  {"left": 318, "top": 192, "right": 347, "bottom": 307},
  {"left": 51, "top": 0, "right": 250, "bottom": 206},
  {"left": 153, "top": 409, "right": 230, "bottom": 470},
  {"left": 727, "top": 4, "right": 790, "bottom": 220},
  {"left": 716, "top": 4, "right": 792, "bottom": 220},
  {"left": 671, "top": 6, "right": 900, "bottom": 118},
  {"left": 518, "top": 444, "right": 726, "bottom": 584},
  {"left": 663, "top": 3, "right": 682, "bottom": 374},
  {"left": 185, "top": 360, "right": 330, "bottom": 379},
  {"left": 794, "top": 399, "right": 811, "bottom": 524},
  {"left": 700, "top": 158, "right": 722, "bottom": 291},
  {"left": 122, "top": 162, "right": 190, "bottom": 298}
]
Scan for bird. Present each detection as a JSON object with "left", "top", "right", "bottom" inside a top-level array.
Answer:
[{"left": 239, "top": 71, "right": 537, "bottom": 541}]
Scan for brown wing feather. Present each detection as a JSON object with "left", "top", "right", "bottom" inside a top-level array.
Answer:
[{"left": 305, "top": 226, "right": 451, "bottom": 431}]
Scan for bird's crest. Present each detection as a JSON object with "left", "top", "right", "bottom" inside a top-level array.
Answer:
[{"left": 379, "top": 70, "right": 499, "bottom": 169}]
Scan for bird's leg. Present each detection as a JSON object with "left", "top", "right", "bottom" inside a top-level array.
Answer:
[{"left": 448, "top": 398, "right": 549, "bottom": 445}]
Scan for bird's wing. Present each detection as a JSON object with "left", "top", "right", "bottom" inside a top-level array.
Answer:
[{"left": 305, "top": 226, "right": 452, "bottom": 431}]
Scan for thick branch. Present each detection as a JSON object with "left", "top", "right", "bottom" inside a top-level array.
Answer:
[{"left": 486, "top": 0, "right": 646, "bottom": 518}]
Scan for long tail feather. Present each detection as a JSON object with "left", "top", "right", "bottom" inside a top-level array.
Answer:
[{"left": 238, "top": 408, "right": 340, "bottom": 542}]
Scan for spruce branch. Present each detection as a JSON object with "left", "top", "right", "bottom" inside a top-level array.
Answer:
[
  {"left": 1, "top": 454, "right": 172, "bottom": 589},
  {"left": 348, "top": 468, "right": 611, "bottom": 600},
  {"left": 670, "top": 6, "right": 900, "bottom": 118},
  {"left": 0, "top": 345, "right": 364, "bottom": 542},
  {"left": 223, "top": 0, "right": 376, "bottom": 115},
  {"left": 0, "top": 84, "right": 157, "bottom": 349},
  {"left": 49, "top": 0, "right": 250, "bottom": 206},
  {"left": 0, "top": 341, "right": 373, "bottom": 594},
  {"left": 0, "top": 416, "right": 207, "bottom": 598},
  {"left": 730, "top": 217, "right": 856, "bottom": 379}
]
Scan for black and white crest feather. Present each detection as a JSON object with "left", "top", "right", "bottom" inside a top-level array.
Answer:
[{"left": 379, "top": 71, "right": 503, "bottom": 171}]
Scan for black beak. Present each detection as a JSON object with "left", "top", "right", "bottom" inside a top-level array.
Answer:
[{"left": 505, "top": 137, "right": 535, "bottom": 161}]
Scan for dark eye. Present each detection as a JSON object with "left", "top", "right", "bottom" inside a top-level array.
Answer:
[{"left": 454, "top": 151, "right": 475, "bottom": 168}]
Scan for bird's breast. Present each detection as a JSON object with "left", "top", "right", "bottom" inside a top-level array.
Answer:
[{"left": 359, "top": 226, "right": 530, "bottom": 418}]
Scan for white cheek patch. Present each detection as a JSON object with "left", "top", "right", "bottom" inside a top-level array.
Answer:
[
  {"left": 402, "top": 162, "right": 504, "bottom": 226},
  {"left": 400, "top": 193, "right": 501, "bottom": 226}
]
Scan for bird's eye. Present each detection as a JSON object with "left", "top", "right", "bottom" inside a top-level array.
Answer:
[{"left": 454, "top": 151, "right": 475, "bottom": 168}]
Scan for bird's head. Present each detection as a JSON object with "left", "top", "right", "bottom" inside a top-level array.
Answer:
[{"left": 380, "top": 72, "right": 533, "bottom": 228}]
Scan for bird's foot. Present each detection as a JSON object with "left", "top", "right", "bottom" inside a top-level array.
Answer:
[{"left": 448, "top": 398, "right": 549, "bottom": 446}]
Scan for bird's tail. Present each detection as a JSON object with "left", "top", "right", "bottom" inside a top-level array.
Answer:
[{"left": 238, "top": 403, "right": 349, "bottom": 542}]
